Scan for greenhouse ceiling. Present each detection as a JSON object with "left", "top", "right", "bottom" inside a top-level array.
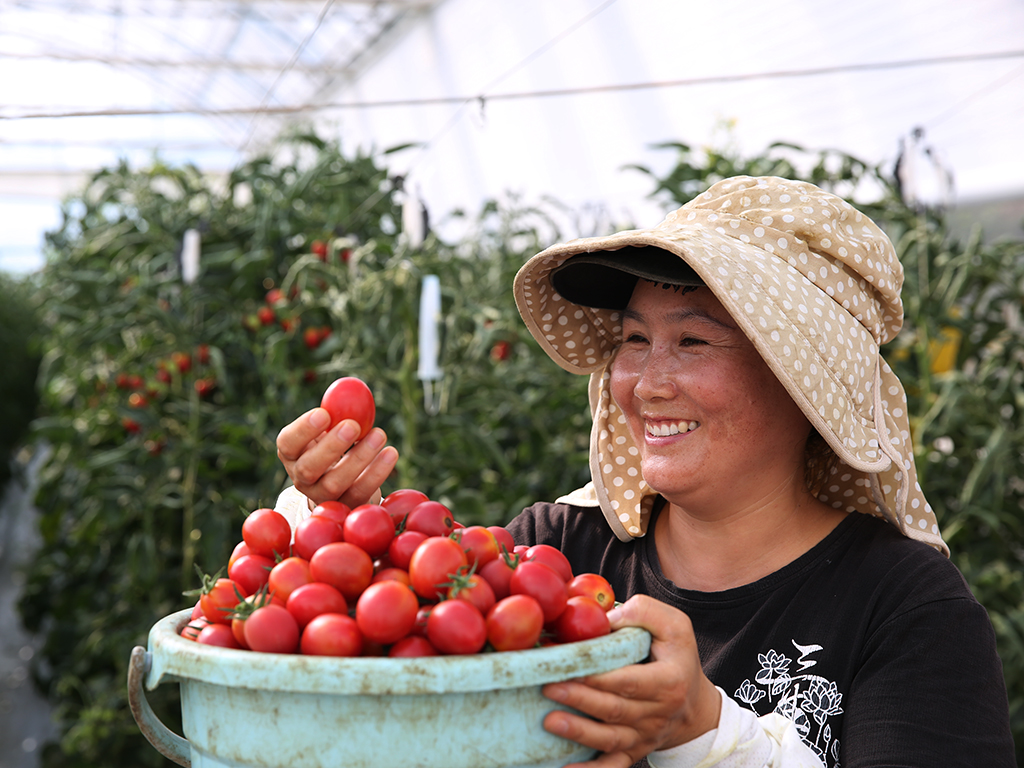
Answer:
[{"left": 0, "top": 0, "right": 431, "bottom": 191}]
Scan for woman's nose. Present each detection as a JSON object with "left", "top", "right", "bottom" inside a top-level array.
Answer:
[{"left": 633, "top": 348, "right": 678, "bottom": 401}]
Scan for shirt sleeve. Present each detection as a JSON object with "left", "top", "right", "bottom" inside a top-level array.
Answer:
[
  {"left": 647, "top": 688, "right": 825, "bottom": 768},
  {"left": 274, "top": 485, "right": 313, "bottom": 534}
]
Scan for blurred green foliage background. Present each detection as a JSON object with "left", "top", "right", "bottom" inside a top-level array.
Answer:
[{"left": 3, "top": 133, "right": 1021, "bottom": 765}]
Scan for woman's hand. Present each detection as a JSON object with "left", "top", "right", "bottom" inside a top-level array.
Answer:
[
  {"left": 541, "top": 595, "right": 721, "bottom": 768},
  {"left": 276, "top": 407, "right": 399, "bottom": 508}
]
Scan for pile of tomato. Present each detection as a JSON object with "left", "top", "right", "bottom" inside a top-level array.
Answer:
[{"left": 181, "top": 489, "right": 615, "bottom": 658}]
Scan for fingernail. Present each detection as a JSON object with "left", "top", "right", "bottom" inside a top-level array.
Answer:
[
  {"left": 364, "top": 429, "right": 386, "bottom": 449},
  {"left": 309, "top": 409, "right": 330, "bottom": 430},
  {"left": 545, "top": 684, "right": 568, "bottom": 702},
  {"left": 336, "top": 421, "right": 360, "bottom": 442},
  {"left": 548, "top": 715, "right": 569, "bottom": 735}
]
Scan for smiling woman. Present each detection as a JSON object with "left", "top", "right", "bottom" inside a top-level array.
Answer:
[{"left": 504, "top": 176, "right": 1015, "bottom": 768}]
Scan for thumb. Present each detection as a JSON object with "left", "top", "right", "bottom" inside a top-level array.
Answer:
[{"left": 607, "top": 594, "right": 695, "bottom": 645}]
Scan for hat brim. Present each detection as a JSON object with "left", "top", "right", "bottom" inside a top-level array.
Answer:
[{"left": 550, "top": 247, "right": 704, "bottom": 310}]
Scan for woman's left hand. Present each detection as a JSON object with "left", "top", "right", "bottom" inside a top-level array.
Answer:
[{"left": 541, "top": 595, "right": 721, "bottom": 768}]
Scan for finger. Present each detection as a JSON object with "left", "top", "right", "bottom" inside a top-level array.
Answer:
[
  {"left": 336, "top": 445, "right": 399, "bottom": 509},
  {"left": 305, "top": 428, "right": 393, "bottom": 503},
  {"left": 288, "top": 420, "right": 363, "bottom": 489},
  {"left": 543, "top": 708, "right": 639, "bottom": 763},
  {"left": 276, "top": 408, "right": 331, "bottom": 462},
  {"left": 544, "top": 679, "right": 645, "bottom": 727},
  {"left": 607, "top": 595, "right": 696, "bottom": 644}
]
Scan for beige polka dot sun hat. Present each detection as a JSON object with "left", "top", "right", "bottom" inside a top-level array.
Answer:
[{"left": 513, "top": 175, "right": 947, "bottom": 555}]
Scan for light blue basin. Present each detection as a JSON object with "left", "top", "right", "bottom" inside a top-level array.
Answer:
[{"left": 129, "top": 608, "right": 651, "bottom": 768}]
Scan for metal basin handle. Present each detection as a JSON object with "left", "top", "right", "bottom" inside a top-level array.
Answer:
[{"left": 128, "top": 645, "right": 191, "bottom": 767}]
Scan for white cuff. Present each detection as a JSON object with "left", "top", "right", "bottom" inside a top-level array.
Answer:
[
  {"left": 274, "top": 486, "right": 314, "bottom": 535},
  {"left": 647, "top": 688, "right": 825, "bottom": 768}
]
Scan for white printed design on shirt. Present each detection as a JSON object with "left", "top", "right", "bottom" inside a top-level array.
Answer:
[{"left": 733, "top": 639, "right": 843, "bottom": 766}]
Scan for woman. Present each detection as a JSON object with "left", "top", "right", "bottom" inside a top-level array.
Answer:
[{"left": 275, "top": 176, "right": 1014, "bottom": 767}]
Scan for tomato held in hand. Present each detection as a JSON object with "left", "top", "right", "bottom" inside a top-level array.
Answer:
[
  {"left": 321, "top": 377, "right": 376, "bottom": 439},
  {"left": 552, "top": 596, "right": 611, "bottom": 643},
  {"left": 486, "top": 594, "right": 544, "bottom": 651}
]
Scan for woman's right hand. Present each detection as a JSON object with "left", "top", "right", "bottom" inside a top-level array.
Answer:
[{"left": 276, "top": 407, "right": 399, "bottom": 509}]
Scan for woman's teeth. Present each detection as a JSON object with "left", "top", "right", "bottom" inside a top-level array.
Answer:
[{"left": 646, "top": 420, "right": 699, "bottom": 437}]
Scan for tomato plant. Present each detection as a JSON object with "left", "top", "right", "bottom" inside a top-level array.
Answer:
[{"left": 321, "top": 376, "right": 376, "bottom": 438}]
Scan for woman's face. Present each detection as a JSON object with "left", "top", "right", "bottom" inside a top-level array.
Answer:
[{"left": 609, "top": 280, "right": 812, "bottom": 512}]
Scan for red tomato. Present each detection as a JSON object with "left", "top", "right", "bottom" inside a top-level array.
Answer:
[
  {"left": 190, "top": 600, "right": 204, "bottom": 620},
  {"left": 389, "top": 635, "right": 438, "bottom": 658},
  {"left": 381, "top": 488, "right": 429, "bottom": 526},
  {"left": 486, "top": 594, "right": 544, "bottom": 651},
  {"left": 343, "top": 504, "right": 395, "bottom": 558},
  {"left": 456, "top": 526, "right": 500, "bottom": 568},
  {"left": 227, "top": 553, "right": 274, "bottom": 596},
  {"left": 411, "top": 606, "right": 432, "bottom": 637},
  {"left": 286, "top": 582, "right": 348, "bottom": 629},
  {"left": 510, "top": 561, "right": 568, "bottom": 623},
  {"left": 180, "top": 616, "right": 209, "bottom": 641},
  {"left": 309, "top": 542, "right": 374, "bottom": 602},
  {"left": 524, "top": 544, "right": 573, "bottom": 582},
  {"left": 228, "top": 540, "right": 250, "bottom": 569},
  {"left": 513, "top": 545, "right": 530, "bottom": 557},
  {"left": 301, "top": 613, "right": 363, "bottom": 657},
  {"left": 405, "top": 501, "right": 455, "bottom": 538},
  {"left": 567, "top": 573, "right": 616, "bottom": 612},
  {"left": 312, "top": 500, "right": 351, "bottom": 527},
  {"left": 479, "top": 556, "right": 516, "bottom": 601},
  {"left": 242, "top": 508, "right": 292, "bottom": 560},
  {"left": 200, "top": 578, "right": 243, "bottom": 625},
  {"left": 244, "top": 604, "right": 299, "bottom": 653},
  {"left": 371, "top": 567, "right": 411, "bottom": 586},
  {"left": 447, "top": 573, "right": 496, "bottom": 616},
  {"left": 320, "top": 377, "right": 375, "bottom": 439},
  {"left": 292, "top": 514, "right": 344, "bottom": 560},
  {"left": 197, "top": 623, "right": 241, "bottom": 649},
  {"left": 488, "top": 526, "right": 515, "bottom": 553},
  {"left": 552, "top": 596, "right": 611, "bottom": 643},
  {"left": 426, "top": 599, "right": 487, "bottom": 655},
  {"left": 267, "top": 557, "right": 313, "bottom": 603},
  {"left": 230, "top": 616, "right": 250, "bottom": 649},
  {"left": 355, "top": 580, "right": 419, "bottom": 645},
  {"left": 408, "top": 536, "right": 468, "bottom": 601},
  {"left": 388, "top": 530, "right": 428, "bottom": 571}
]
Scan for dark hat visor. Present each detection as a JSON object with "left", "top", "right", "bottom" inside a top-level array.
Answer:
[{"left": 550, "top": 246, "right": 704, "bottom": 310}]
